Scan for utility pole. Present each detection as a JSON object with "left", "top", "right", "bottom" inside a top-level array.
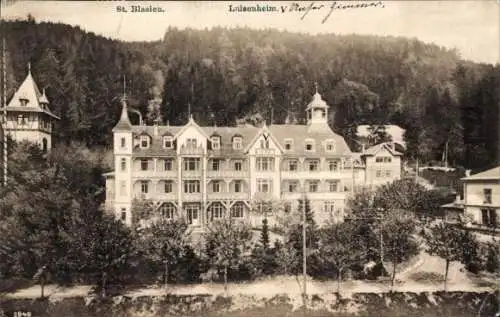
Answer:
[
  {"left": 302, "top": 193, "right": 307, "bottom": 310},
  {"left": 2, "top": 34, "right": 7, "bottom": 187}
]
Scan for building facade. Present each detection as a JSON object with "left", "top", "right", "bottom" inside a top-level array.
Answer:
[
  {"left": 105, "top": 91, "right": 402, "bottom": 228},
  {"left": 461, "top": 166, "right": 499, "bottom": 227},
  {"left": 0, "top": 65, "right": 60, "bottom": 151}
]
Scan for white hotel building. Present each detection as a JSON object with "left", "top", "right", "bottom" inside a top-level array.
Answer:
[{"left": 104, "top": 90, "right": 402, "bottom": 228}]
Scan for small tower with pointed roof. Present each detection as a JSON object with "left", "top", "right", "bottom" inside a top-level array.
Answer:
[
  {"left": 111, "top": 92, "right": 134, "bottom": 225},
  {"left": 1, "top": 64, "right": 60, "bottom": 152}
]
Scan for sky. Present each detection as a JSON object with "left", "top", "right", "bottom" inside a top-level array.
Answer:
[{"left": 1, "top": 0, "right": 499, "bottom": 64}]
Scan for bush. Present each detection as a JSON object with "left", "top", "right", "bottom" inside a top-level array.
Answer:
[
  {"left": 409, "top": 272, "right": 444, "bottom": 283},
  {"left": 485, "top": 244, "right": 499, "bottom": 273},
  {"left": 0, "top": 277, "right": 32, "bottom": 293}
]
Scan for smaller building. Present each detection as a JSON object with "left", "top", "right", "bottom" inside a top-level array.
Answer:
[
  {"left": 0, "top": 64, "right": 60, "bottom": 151},
  {"left": 461, "top": 166, "right": 500, "bottom": 227},
  {"left": 351, "top": 142, "right": 403, "bottom": 188}
]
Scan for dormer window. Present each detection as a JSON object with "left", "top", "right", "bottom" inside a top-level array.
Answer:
[
  {"left": 325, "top": 140, "right": 335, "bottom": 152},
  {"left": 140, "top": 135, "right": 150, "bottom": 148},
  {"left": 211, "top": 136, "right": 221, "bottom": 150},
  {"left": 284, "top": 139, "right": 293, "bottom": 151},
  {"left": 305, "top": 139, "right": 315, "bottom": 152},
  {"left": 233, "top": 136, "right": 242, "bottom": 149},
  {"left": 19, "top": 96, "right": 28, "bottom": 107},
  {"left": 163, "top": 136, "right": 173, "bottom": 149}
]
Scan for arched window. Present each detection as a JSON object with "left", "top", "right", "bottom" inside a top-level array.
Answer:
[
  {"left": 42, "top": 138, "right": 48, "bottom": 152},
  {"left": 208, "top": 202, "right": 225, "bottom": 221},
  {"left": 159, "top": 203, "right": 176, "bottom": 220},
  {"left": 231, "top": 202, "right": 245, "bottom": 218}
]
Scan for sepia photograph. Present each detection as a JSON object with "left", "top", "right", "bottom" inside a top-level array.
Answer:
[{"left": 0, "top": 1, "right": 499, "bottom": 316}]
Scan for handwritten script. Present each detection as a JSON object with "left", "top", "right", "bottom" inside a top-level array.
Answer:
[{"left": 283, "top": 1, "right": 385, "bottom": 23}]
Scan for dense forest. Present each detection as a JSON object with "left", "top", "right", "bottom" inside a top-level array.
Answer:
[{"left": 1, "top": 18, "right": 499, "bottom": 171}]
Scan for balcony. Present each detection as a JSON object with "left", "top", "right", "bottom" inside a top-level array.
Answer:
[
  {"left": 207, "top": 192, "right": 249, "bottom": 200},
  {"left": 179, "top": 145, "right": 204, "bottom": 155},
  {"left": 207, "top": 170, "right": 248, "bottom": 178},
  {"left": 155, "top": 170, "right": 177, "bottom": 178},
  {"left": 255, "top": 148, "right": 276, "bottom": 156},
  {"left": 154, "top": 192, "right": 177, "bottom": 201},
  {"left": 182, "top": 193, "right": 203, "bottom": 202},
  {"left": 182, "top": 170, "right": 202, "bottom": 178}
]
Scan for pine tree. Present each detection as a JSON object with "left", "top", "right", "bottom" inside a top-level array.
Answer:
[{"left": 260, "top": 218, "right": 270, "bottom": 250}]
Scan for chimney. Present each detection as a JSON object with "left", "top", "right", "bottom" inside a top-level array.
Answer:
[
  {"left": 465, "top": 169, "right": 471, "bottom": 177},
  {"left": 153, "top": 119, "right": 159, "bottom": 136}
]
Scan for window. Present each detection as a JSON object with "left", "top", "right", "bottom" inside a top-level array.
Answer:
[
  {"left": 376, "top": 169, "right": 382, "bottom": 178},
  {"left": 163, "top": 136, "right": 173, "bottom": 149},
  {"left": 17, "top": 115, "right": 26, "bottom": 126},
  {"left": 308, "top": 160, "right": 319, "bottom": 171},
  {"left": 211, "top": 136, "right": 220, "bottom": 150},
  {"left": 233, "top": 137, "right": 243, "bottom": 149},
  {"left": 164, "top": 180, "right": 173, "bottom": 193},
  {"left": 308, "top": 181, "right": 318, "bottom": 192},
  {"left": 257, "top": 179, "right": 272, "bottom": 193},
  {"left": 385, "top": 170, "right": 392, "bottom": 177},
  {"left": 284, "top": 139, "right": 293, "bottom": 151},
  {"left": 184, "top": 158, "right": 200, "bottom": 171},
  {"left": 256, "top": 157, "right": 273, "bottom": 171},
  {"left": 212, "top": 180, "right": 221, "bottom": 193},
  {"left": 121, "top": 208, "right": 127, "bottom": 221},
  {"left": 211, "top": 159, "right": 220, "bottom": 171},
  {"left": 141, "top": 181, "right": 149, "bottom": 194},
  {"left": 375, "top": 157, "right": 392, "bottom": 163},
  {"left": 164, "top": 159, "right": 173, "bottom": 171},
  {"left": 186, "top": 138, "right": 197, "bottom": 148},
  {"left": 231, "top": 203, "right": 244, "bottom": 218},
  {"left": 184, "top": 180, "right": 201, "bottom": 193},
  {"left": 305, "top": 140, "right": 314, "bottom": 152},
  {"left": 327, "top": 181, "right": 338, "bottom": 192},
  {"left": 234, "top": 180, "right": 242, "bottom": 193},
  {"left": 119, "top": 181, "right": 126, "bottom": 196},
  {"left": 140, "top": 135, "right": 149, "bottom": 148},
  {"left": 325, "top": 140, "right": 335, "bottom": 152},
  {"left": 260, "top": 139, "right": 270, "bottom": 149},
  {"left": 234, "top": 161, "right": 242, "bottom": 171},
  {"left": 120, "top": 137, "right": 126, "bottom": 148},
  {"left": 288, "top": 181, "right": 298, "bottom": 193},
  {"left": 120, "top": 158, "right": 127, "bottom": 172},
  {"left": 481, "top": 209, "right": 497, "bottom": 226},
  {"left": 324, "top": 201, "right": 335, "bottom": 213},
  {"left": 209, "top": 203, "right": 225, "bottom": 220},
  {"left": 160, "top": 204, "right": 175, "bottom": 219},
  {"left": 484, "top": 188, "right": 492, "bottom": 204},
  {"left": 288, "top": 160, "right": 298, "bottom": 171},
  {"left": 140, "top": 159, "right": 149, "bottom": 171},
  {"left": 328, "top": 160, "right": 339, "bottom": 171}
]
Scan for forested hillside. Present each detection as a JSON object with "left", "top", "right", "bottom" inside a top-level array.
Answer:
[{"left": 1, "top": 18, "right": 499, "bottom": 170}]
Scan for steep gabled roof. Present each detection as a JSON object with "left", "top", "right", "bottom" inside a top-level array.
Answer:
[
  {"left": 362, "top": 142, "right": 403, "bottom": 157},
  {"left": 173, "top": 115, "right": 210, "bottom": 140},
  {"left": 462, "top": 166, "right": 500, "bottom": 181},
  {"left": 243, "top": 124, "right": 285, "bottom": 153},
  {"left": 4, "top": 69, "right": 60, "bottom": 120}
]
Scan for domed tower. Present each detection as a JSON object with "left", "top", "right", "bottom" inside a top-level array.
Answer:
[{"left": 305, "top": 83, "right": 330, "bottom": 132}]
